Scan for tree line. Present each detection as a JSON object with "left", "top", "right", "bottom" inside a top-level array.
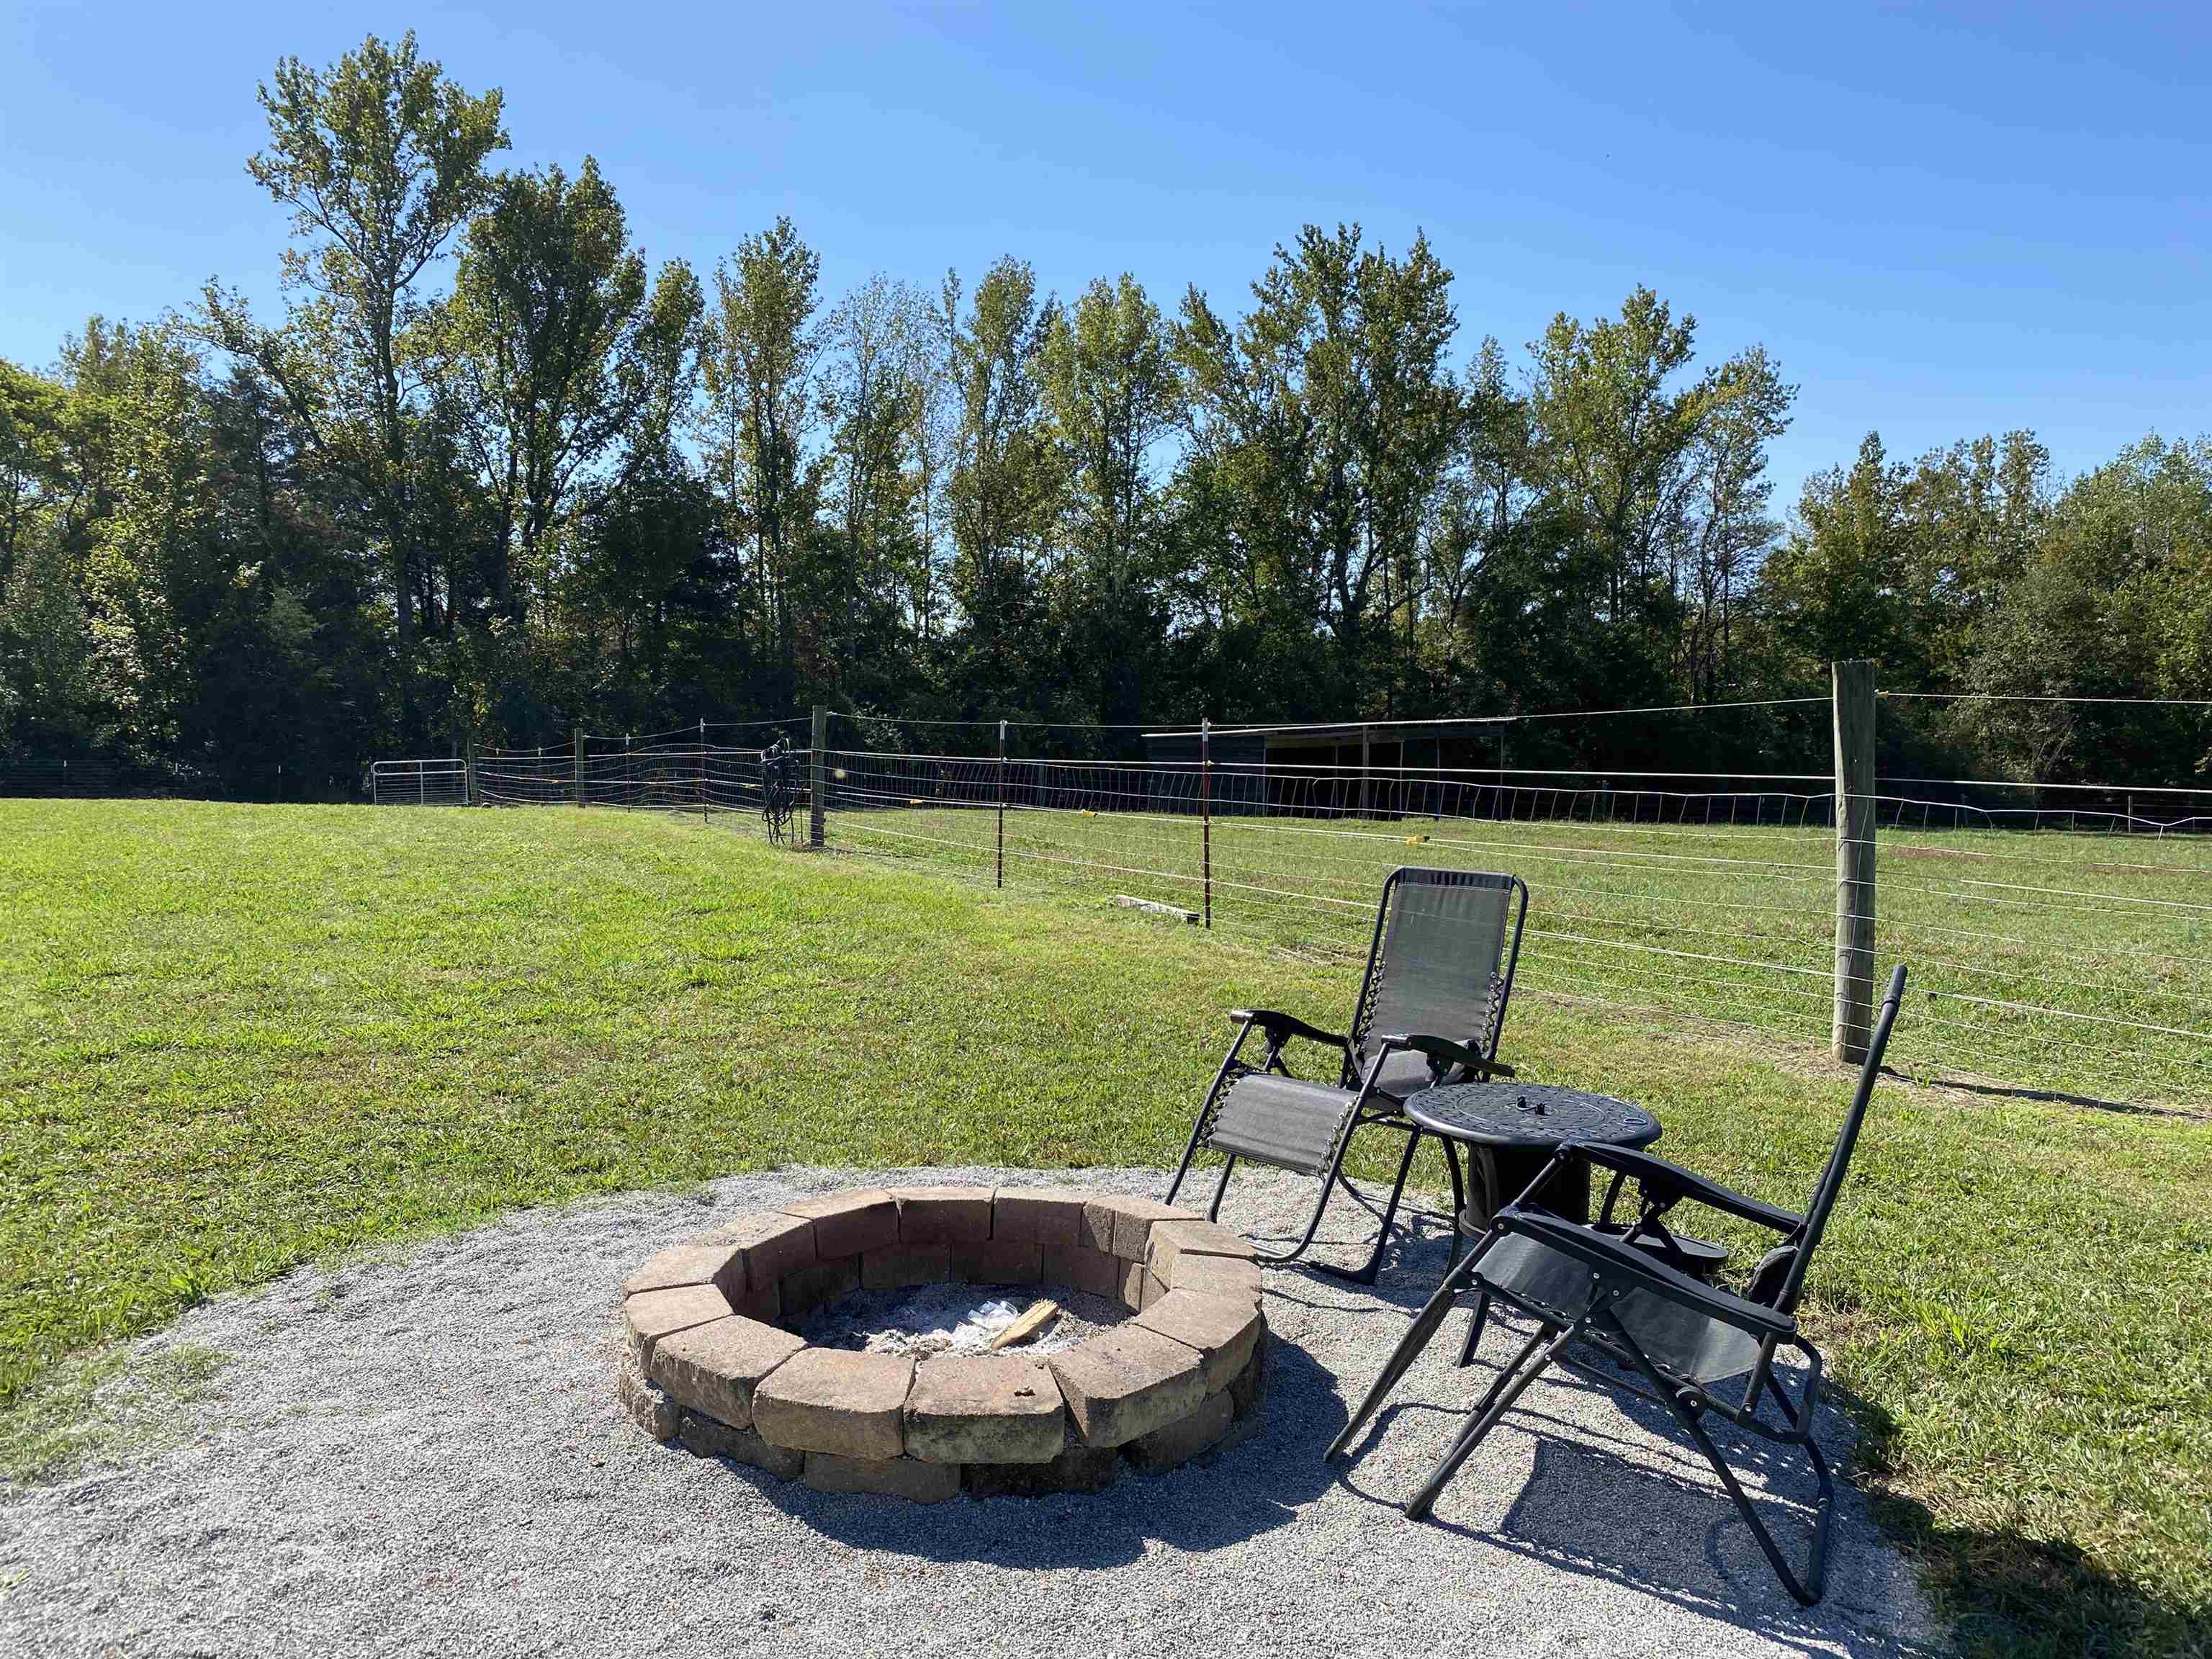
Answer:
[{"left": 3, "top": 32, "right": 2208, "bottom": 797}]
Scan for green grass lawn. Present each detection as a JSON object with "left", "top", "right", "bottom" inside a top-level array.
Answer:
[
  {"left": 4, "top": 799, "right": 2210, "bottom": 1655},
  {"left": 827, "top": 792, "right": 2212, "bottom": 1107}
]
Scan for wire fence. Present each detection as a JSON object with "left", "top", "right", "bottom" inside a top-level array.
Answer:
[
  {"left": 462, "top": 721, "right": 815, "bottom": 837},
  {"left": 822, "top": 728, "right": 1846, "bottom": 1058},
  {"left": 362, "top": 686, "right": 2212, "bottom": 1111},
  {"left": 1870, "top": 789, "right": 2212, "bottom": 1104}
]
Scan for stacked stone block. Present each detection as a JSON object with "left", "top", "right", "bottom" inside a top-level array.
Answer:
[{"left": 616, "top": 1184, "right": 1268, "bottom": 1501}]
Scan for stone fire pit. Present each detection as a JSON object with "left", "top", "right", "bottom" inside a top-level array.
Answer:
[{"left": 616, "top": 1185, "right": 1267, "bottom": 1501}]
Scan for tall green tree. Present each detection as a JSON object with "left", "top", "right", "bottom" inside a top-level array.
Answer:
[
  {"left": 1039, "top": 273, "right": 1183, "bottom": 721},
  {"left": 1527, "top": 287, "right": 1792, "bottom": 705},
  {"left": 0, "top": 356, "right": 96, "bottom": 751},
  {"left": 700, "top": 218, "right": 822, "bottom": 694},
  {"left": 1758, "top": 434, "right": 1918, "bottom": 679},
  {"left": 199, "top": 31, "right": 506, "bottom": 739},
  {"left": 942, "top": 258, "right": 1056, "bottom": 705},
  {"left": 434, "top": 157, "right": 696, "bottom": 631},
  {"left": 1177, "top": 225, "right": 1461, "bottom": 714},
  {"left": 1958, "top": 436, "right": 2211, "bottom": 782},
  {"left": 819, "top": 273, "right": 930, "bottom": 696}
]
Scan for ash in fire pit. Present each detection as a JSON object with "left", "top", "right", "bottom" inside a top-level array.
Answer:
[{"left": 799, "top": 1283, "right": 1127, "bottom": 1359}]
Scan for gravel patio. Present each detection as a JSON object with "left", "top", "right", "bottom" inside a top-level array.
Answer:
[{"left": 0, "top": 1165, "right": 1936, "bottom": 1658}]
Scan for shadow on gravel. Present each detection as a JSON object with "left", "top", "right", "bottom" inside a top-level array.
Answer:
[
  {"left": 1326, "top": 1343, "right": 1911, "bottom": 1658},
  {"left": 760, "top": 1335, "right": 1347, "bottom": 1568}
]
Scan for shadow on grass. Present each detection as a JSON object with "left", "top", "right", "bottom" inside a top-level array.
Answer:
[
  {"left": 1894, "top": 1064, "right": 2208, "bottom": 1121},
  {"left": 1849, "top": 1406, "right": 2209, "bottom": 1659}
]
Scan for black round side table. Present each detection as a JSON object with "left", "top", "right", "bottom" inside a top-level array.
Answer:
[{"left": 1403, "top": 1081, "right": 1662, "bottom": 1234}]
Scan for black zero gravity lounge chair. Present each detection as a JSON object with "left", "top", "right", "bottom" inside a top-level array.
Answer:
[
  {"left": 1323, "top": 963, "right": 1909, "bottom": 1606},
  {"left": 1164, "top": 867, "right": 1529, "bottom": 1283}
]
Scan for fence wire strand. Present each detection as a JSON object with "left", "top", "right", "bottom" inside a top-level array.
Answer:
[{"left": 369, "top": 710, "right": 2212, "bottom": 1109}]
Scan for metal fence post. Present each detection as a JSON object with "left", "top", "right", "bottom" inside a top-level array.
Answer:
[
  {"left": 810, "top": 705, "right": 827, "bottom": 848},
  {"left": 997, "top": 719, "right": 1007, "bottom": 889},
  {"left": 1831, "top": 659, "right": 1879, "bottom": 1064},
  {"left": 574, "top": 729, "right": 585, "bottom": 807},
  {"left": 1201, "top": 716, "right": 1213, "bottom": 930},
  {"left": 700, "top": 719, "right": 709, "bottom": 825}
]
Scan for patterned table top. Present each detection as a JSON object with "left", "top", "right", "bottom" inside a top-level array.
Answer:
[{"left": 1403, "top": 1082, "right": 1662, "bottom": 1151}]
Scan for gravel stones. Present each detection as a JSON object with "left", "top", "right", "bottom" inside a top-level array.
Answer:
[{"left": 3, "top": 1165, "right": 1931, "bottom": 1658}]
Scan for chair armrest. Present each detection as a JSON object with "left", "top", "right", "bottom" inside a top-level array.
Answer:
[
  {"left": 1496, "top": 1208, "right": 1798, "bottom": 1340},
  {"left": 1228, "top": 1009, "right": 1350, "bottom": 1052},
  {"left": 1568, "top": 1142, "right": 1803, "bottom": 1235},
  {"left": 1370, "top": 1033, "right": 1512, "bottom": 1079}
]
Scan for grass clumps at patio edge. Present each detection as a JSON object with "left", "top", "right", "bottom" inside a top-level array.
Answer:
[{"left": 2, "top": 800, "right": 2208, "bottom": 1656}]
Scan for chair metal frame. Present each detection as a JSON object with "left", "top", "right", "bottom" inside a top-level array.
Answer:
[
  {"left": 1165, "top": 867, "right": 1529, "bottom": 1283},
  {"left": 1326, "top": 963, "right": 1909, "bottom": 1606}
]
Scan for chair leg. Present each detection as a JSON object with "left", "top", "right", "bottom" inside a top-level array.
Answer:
[
  {"left": 1164, "top": 1091, "right": 1223, "bottom": 1208},
  {"left": 1246, "top": 1161, "right": 1339, "bottom": 1266},
  {"left": 1323, "top": 1243, "right": 1492, "bottom": 1462},
  {"left": 1405, "top": 1320, "right": 1583, "bottom": 1521},
  {"left": 1442, "top": 1138, "right": 1466, "bottom": 1218},
  {"left": 1206, "top": 1154, "right": 1237, "bottom": 1220},
  {"left": 1455, "top": 1292, "right": 1490, "bottom": 1368},
  {"left": 1163, "top": 1130, "right": 1202, "bottom": 1207},
  {"left": 1607, "top": 1313, "right": 1831, "bottom": 1606},
  {"left": 1310, "top": 1125, "right": 1421, "bottom": 1285}
]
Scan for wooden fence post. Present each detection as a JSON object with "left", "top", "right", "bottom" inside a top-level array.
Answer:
[
  {"left": 573, "top": 729, "right": 584, "bottom": 807},
  {"left": 1832, "top": 659, "right": 1879, "bottom": 1064},
  {"left": 809, "top": 705, "right": 827, "bottom": 849},
  {"left": 1201, "top": 717, "right": 1213, "bottom": 930},
  {"left": 700, "top": 719, "right": 709, "bottom": 825},
  {"left": 996, "top": 719, "right": 1007, "bottom": 889},
  {"left": 464, "top": 739, "right": 477, "bottom": 806}
]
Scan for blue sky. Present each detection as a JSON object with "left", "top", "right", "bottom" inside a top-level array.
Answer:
[{"left": 3, "top": 1, "right": 2206, "bottom": 508}]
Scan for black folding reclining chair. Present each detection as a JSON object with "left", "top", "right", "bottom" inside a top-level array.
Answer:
[
  {"left": 1326, "top": 963, "right": 1909, "bottom": 1606},
  {"left": 1164, "top": 867, "right": 1528, "bottom": 1283}
]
